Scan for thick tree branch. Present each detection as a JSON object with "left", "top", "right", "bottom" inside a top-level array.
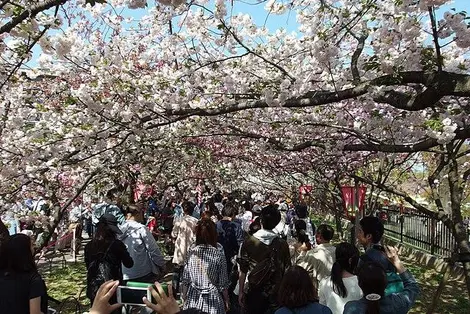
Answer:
[
  {"left": 0, "top": 0, "right": 68, "bottom": 35},
  {"left": 351, "top": 174, "right": 450, "bottom": 226},
  {"left": 343, "top": 127, "right": 470, "bottom": 152},
  {"left": 428, "top": 150, "right": 446, "bottom": 212},
  {"left": 162, "top": 71, "right": 470, "bottom": 119},
  {"left": 38, "top": 169, "right": 98, "bottom": 252},
  {"left": 351, "top": 33, "right": 367, "bottom": 84}
]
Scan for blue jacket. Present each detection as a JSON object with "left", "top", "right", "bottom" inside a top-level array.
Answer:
[
  {"left": 359, "top": 246, "right": 396, "bottom": 272},
  {"left": 275, "top": 302, "right": 332, "bottom": 314},
  {"left": 343, "top": 270, "right": 420, "bottom": 314}
]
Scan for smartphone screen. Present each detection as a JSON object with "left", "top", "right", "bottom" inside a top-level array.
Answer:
[{"left": 117, "top": 286, "right": 149, "bottom": 306}]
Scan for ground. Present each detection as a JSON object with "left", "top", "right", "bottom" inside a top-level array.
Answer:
[{"left": 404, "top": 261, "right": 469, "bottom": 314}]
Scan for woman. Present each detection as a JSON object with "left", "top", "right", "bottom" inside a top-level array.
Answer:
[
  {"left": 0, "top": 233, "right": 48, "bottom": 314},
  {"left": 275, "top": 265, "right": 332, "bottom": 314},
  {"left": 289, "top": 220, "right": 312, "bottom": 264},
  {"left": 319, "top": 242, "right": 362, "bottom": 314},
  {"left": 181, "top": 218, "right": 230, "bottom": 313},
  {"left": 85, "top": 214, "right": 133, "bottom": 307},
  {"left": 248, "top": 216, "right": 261, "bottom": 235},
  {"left": 343, "top": 246, "right": 420, "bottom": 314}
]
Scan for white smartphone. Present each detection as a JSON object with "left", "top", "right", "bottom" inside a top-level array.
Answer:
[{"left": 116, "top": 286, "right": 151, "bottom": 306}]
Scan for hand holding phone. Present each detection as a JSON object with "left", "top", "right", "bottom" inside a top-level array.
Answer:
[
  {"left": 143, "top": 282, "right": 180, "bottom": 314},
  {"left": 89, "top": 280, "right": 122, "bottom": 314},
  {"left": 116, "top": 286, "right": 152, "bottom": 306}
]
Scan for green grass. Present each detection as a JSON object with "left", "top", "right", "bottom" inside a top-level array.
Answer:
[
  {"left": 42, "top": 262, "right": 90, "bottom": 313},
  {"left": 403, "top": 260, "right": 469, "bottom": 314}
]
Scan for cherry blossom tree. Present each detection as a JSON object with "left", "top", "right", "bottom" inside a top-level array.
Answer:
[{"left": 1, "top": 0, "right": 470, "bottom": 295}]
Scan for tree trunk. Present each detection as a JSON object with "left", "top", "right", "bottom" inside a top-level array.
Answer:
[
  {"left": 427, "top": 261, "right": 453, "bottom": 314},
  {"left": 36, "top": 172, "right": 97, "bottom": 253},
  {"left": 454, "top": 220, "right": 470, "bottom": 297},
  {"left": 446, "top": 144, "right": 470, "bottom": 298}
]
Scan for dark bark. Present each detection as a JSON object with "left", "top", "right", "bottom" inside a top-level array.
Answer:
[
  {"left": 446, "top": 146, "right": 470, "bottom": 298},
  {"left": 155, "top": 71, "right": 470, "bottom": 122},
  {"left": 0, "top": 0, "right": 68, "bottom": 35},
  {"left": 426, "top": 260, "right": 452, "bottom": 314},
  {"left": 36, "top": 171, "right": 97, "bottom": 253}
]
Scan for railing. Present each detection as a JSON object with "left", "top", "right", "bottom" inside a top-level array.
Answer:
[{"left": 378, "top": 207, "right": 457, "bottom": 257}]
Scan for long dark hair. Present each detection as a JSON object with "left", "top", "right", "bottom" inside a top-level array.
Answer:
[
  {"left": 278, "top": 265, "right": 317, "bottom": 308},
  {"left": 358, "top": 262, "right": 387, "bottom": 314},
  {"left": 293, "top": 220, "right": 311, "bottom": 249},
  {"left": 0, "top": 233, "right": 36, "bottom": 273},
  {"left": 91, "top": 221, "right": 116, "bottom": 250},
  {"left": 249, "top": 216, "right": 261, "bottom": 235},
  {"left": 331, "top": 242, "right": 360, "bottom": 298}
]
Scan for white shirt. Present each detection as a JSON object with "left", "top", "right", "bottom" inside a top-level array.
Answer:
[
  {"left": 296, "top": 243, "right": 336, "bottom": 286},
  {"left": 237, "top": 211, "right": 253, "bottom": 232},
  {"left": 319, "top": 275, "right": 363, "bottom": 314}
]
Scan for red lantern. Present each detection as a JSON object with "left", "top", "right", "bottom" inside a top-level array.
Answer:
[
  {"left": 341, "top": 186, "right": 367, "bottom": 218},
  {"left": 299, "top": 185, "right": 313, "bottom": 201}
]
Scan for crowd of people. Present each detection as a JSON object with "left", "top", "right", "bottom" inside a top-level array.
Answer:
[{"left": 0, "top": 189, "right": 420, "bottom": 314}]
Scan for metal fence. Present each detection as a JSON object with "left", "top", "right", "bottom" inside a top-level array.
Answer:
[{"left": 379, "top": 207, "right": 457, "bottom": 257}]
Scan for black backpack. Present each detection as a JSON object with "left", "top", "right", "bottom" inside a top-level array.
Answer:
[
  {"left": 217, "top": 221, "right": 239, "bottom": 260},
  {"left": 86, "top": 241, "right": 115, "bottom": 300},
  {"left": 248, "top": 237, "right": 282, "bottom": 292}
]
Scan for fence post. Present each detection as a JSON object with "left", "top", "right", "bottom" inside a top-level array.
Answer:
[
  {"left": 400, "top": 215, "right": 404, "bottom": 243},
  {"left": 431, "top": 217, "right": 436, "bottom": 255}
]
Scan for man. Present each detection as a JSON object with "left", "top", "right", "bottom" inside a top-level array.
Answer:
[
  {"left": 69, "top": 200, "right": 85, "bottom": 262},
  {"left": 171, "top": 200, "right": 198, "bottom": 296},
  {"left": 217, "top": 202, "right": 244, "bottom": 313},
  {"left": 291, "top": 204, "right": 316, "bottom": 246},
  {"left": 119, "top": 206, "right": 165, "bottom": 283},
  {"left": 297, "top": 224, "right": 336, "bottom": 289},
  {"left": 273, "top": 200, "right": 289, "bottom": 239},
  {"left": 238, "top": 205, "right": 291, "bottom": 314},
  {"left": 357, "top": 216, "right": 395, "bottom": 272},
  {"left": 357, "top": 216, "right": 405, "bottom": 295},
  {"left": 92, "top": 188, "right": 126, "bottom": 228},
  {"left": 217, "top": 202, "right": 244, "bottom": 273}
]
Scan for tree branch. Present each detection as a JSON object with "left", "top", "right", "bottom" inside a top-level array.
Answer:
[
  {"left": 428, "top": 150, "right": 446, "bottom": 212},
  {"left": 351, "top": 33, "right": 367, "bottom": 84},
  {"left": 343, "top": 127, "right": 470, "bottom": 152},
  {"left": 351, "top": 174, "right": 450, "bottom": 225},
  {"left": 428, "top": 6, "right": 443, "bottom": 72},
  {"left": 0, "top": 0, "right": 68, "bottom": 35},
  {"left": 162, "top": 71, "right": 470, "bottom": 118}
]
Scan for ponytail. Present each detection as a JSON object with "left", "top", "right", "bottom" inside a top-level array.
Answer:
[
  {"left": 297, "top": 230, "right": 311, "bottom": 250},
  {"left": 331, "top": 261, "right": 347, "bottom": 298},
  {"left": 365, "top": 294, "right": 381, "bottom": 314},
  {"left": 358, "top": 262, "right": 386, "bottom": 314},
  {"left": 331, "top": 242, "right": 360, "bottom": 298}
]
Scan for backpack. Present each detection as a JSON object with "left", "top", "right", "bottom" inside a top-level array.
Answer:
[
  {"left": 248, "top": 237, "right": 282, "bottom": 292},
  {"left": 86, "top": 241, "right": 115, "bottom": 300},
  {"left": 217, "top": 221, "right": 239, "bottom": 260},
  {"left": 360, "top": 251, "right": 404, "bottom": 296}
]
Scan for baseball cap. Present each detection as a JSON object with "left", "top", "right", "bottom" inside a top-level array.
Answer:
[{"left": 99, "top": 213, "right": 122, "bottom": 234}]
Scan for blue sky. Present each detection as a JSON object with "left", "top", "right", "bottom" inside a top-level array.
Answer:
[
  {"left": 27, "top": 0, "right": 469, "bottom": 67},
  {"left": 124, "top": 0, "right": 469, "bottom": 32}
]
